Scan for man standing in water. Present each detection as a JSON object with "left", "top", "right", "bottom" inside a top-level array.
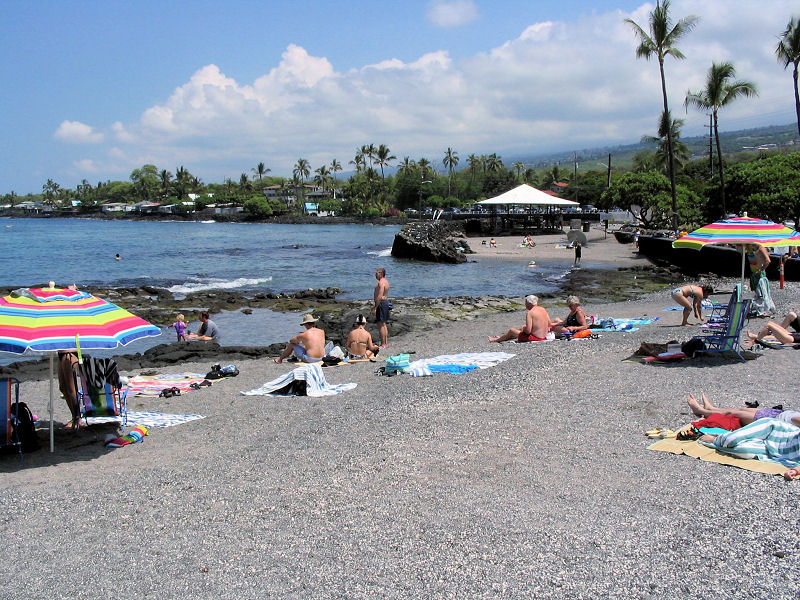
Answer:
[{"left": 372, "top": 267, "right": 391, "bottom": 348}]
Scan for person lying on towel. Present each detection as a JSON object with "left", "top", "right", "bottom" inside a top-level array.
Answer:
[
  {"left": 489, "top": 294, "right": 551, "bottom": 343},
  {"left": 274, "top": 314, "right": 326, "bottom": 364}
]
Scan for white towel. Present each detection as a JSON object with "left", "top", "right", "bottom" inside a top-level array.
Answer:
[
  {"left": 242, "top": 363, "right": 357, "bottom": 397},
  {"left": 407, "top": 352, "right": 515, "bottom": 377}
]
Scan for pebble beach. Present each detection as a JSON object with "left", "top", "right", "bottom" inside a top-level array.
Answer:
[{"left": 2, "top": 234, "right": 800, "bottom": 599}]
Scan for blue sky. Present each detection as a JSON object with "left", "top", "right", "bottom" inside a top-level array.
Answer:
[{"left": 1, "top": 0, "right": 796, "bottom": 194}]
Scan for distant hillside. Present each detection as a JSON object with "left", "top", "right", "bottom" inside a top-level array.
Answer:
[{"left": 505, "top": 122, "right": 800, "bottom": 173}]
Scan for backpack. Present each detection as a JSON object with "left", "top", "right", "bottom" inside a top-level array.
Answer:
[
  {"left": 10, "top": 402, "right": 40, "bottom": 453},
  {"left": 205, "top": 364, "right": 239, "bottom": 379}
]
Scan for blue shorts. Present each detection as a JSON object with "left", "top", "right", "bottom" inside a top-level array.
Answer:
[
  {"left": 292, "top": 345, "right": 323, "bottom": 363},
  {"left": 377, "top": 299, "right": 392, "bottom": 323}
]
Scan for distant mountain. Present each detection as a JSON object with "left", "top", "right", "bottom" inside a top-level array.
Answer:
[{"left": 503, "top": 122, "right": 799, "bottom": 173}]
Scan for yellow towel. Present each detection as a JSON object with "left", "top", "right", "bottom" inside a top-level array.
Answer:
[{"left": 648, "top": 437, "right": 789, "bottom": 476}]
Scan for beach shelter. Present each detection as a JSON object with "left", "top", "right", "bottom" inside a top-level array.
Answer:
[
  {"left": 0, "top": 286, "right": 161, "bottom": 451},
  {"left": 673, "top": 216, "right": 800, "bottom": 285},
  {"left": 478, "top": 184, "right": 580, "bottom": 207}
]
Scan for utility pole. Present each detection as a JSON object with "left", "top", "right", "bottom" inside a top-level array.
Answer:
[
  {"left": 573, "top": 152, "right": 578, "bottom": 204},
  {"left": 606, "top": 154, "right": 612, "bottom": 188}
]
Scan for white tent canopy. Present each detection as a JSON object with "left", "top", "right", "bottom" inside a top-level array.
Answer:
[{"left": 478, "top": 184, "right": 579, "bottom": 207}]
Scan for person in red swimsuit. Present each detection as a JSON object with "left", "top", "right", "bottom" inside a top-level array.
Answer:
[{"left": 489, "top": 294, "right": 551, "bottom": 343}]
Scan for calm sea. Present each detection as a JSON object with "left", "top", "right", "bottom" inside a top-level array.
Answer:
[{"left": 0, "top": 217, "right": 595, "bottom": 361}]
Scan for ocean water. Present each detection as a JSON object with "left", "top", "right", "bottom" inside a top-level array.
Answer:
[
  {"left": 0, "top": 217, "right": 592, "bottom": 363},
  {"left": 0, "top": 217, "right": 579, "bottom": 299}
]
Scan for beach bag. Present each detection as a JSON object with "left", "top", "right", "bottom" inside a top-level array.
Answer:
[
  {"left": 681, "top": 338, "right": 706, "bottom": 358},
  {"left": 573, "top": 329, "right": 592, "bottom": 339},
  {"left": 219, "top": 365, "right": 239, "bottom": 377},
  {"left": 385, "top": 353, "right": 411, "bottom": 374},
  {"left": 10, "top": 402, "right": 40, "bottom": 453}
]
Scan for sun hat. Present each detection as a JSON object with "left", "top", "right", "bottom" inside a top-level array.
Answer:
[{"left": 301, "top": 314, "right": 318, "bottom": 325}]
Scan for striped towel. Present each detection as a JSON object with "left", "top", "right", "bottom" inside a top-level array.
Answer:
[
  {"left": 87, "top": 411, "right": 205, "bottom": 428},
  {"left": 125, "top": 373, "right": 207, "bottom": 396},
  {"left": 241, "top": 363, "right": 357, "bottom": 397},
  {"left": 408, "top": 352, "right": 515, "bottom": 377},
  {"left": 701, "top": 418, "right": 800, "bottom": 467},
  {"left": 105, "top": 425, "right": 149, "bottom": 448}
]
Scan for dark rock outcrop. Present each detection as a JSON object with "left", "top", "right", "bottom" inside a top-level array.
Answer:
[{"left": 391, "top": 222, "right": 473, "bottom": 263}]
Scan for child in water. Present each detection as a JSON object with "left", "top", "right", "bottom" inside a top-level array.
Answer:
[{"left": 171, "top": 314, "right": 188, "bottom": 342}]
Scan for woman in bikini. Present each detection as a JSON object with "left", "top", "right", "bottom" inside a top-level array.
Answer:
[
  {"left": 550, "top": 295, "right": 588, "bottom": 335},
  {"left": 671, "top": 284, "right": 713, "bottom": 326}
]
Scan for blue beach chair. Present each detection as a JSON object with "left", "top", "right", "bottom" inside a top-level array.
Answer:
[
  {"left": 693, "top": 298, "right": 750, "bottom": 362},
  {"left": 702, "top": 284, "right": 742, "bottom": 330},
  {"left": 72, "top": 358, "right": 128, "bottom": 428}
]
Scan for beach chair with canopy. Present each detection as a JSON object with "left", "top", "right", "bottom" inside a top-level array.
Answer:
[
  {"left": 71, "top": 358, "right": 128, "bottom": 429},
  {"left": 693, "top": 298, "right": 750, "bottom": 362},
  {"left": 0, "top": 378, "right": 22, "bottom": 459}
]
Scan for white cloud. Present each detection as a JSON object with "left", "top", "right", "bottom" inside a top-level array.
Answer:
[
  {"left": 60, "top": 0, "right": 797, "bottom": 183},
  {"left": 74, "top": 158, "right": 100, "bottom": 173},
  {"left": 426, "top": 1, "right": 480, "bottom": 29},
  {"left": 54, "top": 120, "right": 103, "bottom": 144}
]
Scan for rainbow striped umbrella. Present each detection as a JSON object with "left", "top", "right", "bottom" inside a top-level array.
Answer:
[
  {"left": 673, "top": 216, "right": 800, "bottom": 284},
  {"left": 0, "top": 286, "right": 161, "bottom": 451}
]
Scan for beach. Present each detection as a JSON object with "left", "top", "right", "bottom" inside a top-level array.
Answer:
[{"left": 2, "top": 243, "right": 800, "bottom": 598}]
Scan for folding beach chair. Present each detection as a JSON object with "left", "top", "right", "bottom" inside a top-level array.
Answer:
[
  {"left": 0, "top": 378, "right": 22, "bottom": 459},
  {"left": 693, "top": 298, "right": 750, "bottom": 362},
  {"left": 702, "top": 284, "right": 742, "bottom": 331},
  {"left": 72, "top": 358, "right": 127, "bottom": 429}
]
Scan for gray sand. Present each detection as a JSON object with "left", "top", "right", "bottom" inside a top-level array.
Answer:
[{"left": 2, "top": 279, "right": 800, "bottom": 599}]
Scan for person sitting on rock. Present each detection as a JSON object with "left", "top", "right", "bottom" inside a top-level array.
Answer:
[
  {"left": 274, "top": 314, "right": 326, "bottom": 363},
  {"left": 188, "top": 311, "right": 221, "bottom": 341},
  {"left": 346, "top": 314, "right": 379, "bottom": 360},
  {"left": 489, "top": 294, "right": 551, "bottom": 343}
]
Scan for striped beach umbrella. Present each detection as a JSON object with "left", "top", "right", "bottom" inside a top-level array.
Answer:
[
  {"left": 0, "top": 286, "right": 161, "bottom": 451},
  {"left": 673, "top": 216, "right": 800, "bottom": 283}
]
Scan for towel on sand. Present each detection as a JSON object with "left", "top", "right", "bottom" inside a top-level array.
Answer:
[
  {"left": 241, "top": 363, "right": 357, "bottom": 397},
  {"left": 591, "top": 317, "right": 658, "bottom": 332},
  {"left": 125, "top": 373, "right": 207, "bottom": 396},
  {"left": 106, "top": 425, "right": 148, "bottom": 448},
  {"left": 87, "top": 411, "right": 205, "bottom": 428},
  {"left": 408, "top": 352, "right": 515, "bottom": 377}
]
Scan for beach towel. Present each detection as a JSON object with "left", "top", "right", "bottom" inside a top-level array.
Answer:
[
  {"left": 590, "top": 317, "right": 658, "bottom": 332},
  {"left": 699, "top": 418, "right": 800, "bottom": 467},
  {"left": 648, "top": 436, "right": 791, "bottom": 477},
  {"left": 86, "top": 411, "right": 205, "bottom": 428},
  {"left": 125, "top": 373, "right": 208, "bottom": 396},
  {"left": 105, "top": 425, "right": 148, "bottom": 448},
  {"left": 241, "top": 363, "right": 357, "bottom": 397},
  {"left": 407, "top": 352, "right": 515, "bottom": 377}
]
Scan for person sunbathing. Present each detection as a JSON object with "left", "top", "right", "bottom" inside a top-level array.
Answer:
[
  {"left": 274, "top": 314, "right": 326, "bottom": 364},
  {"left": 346, "top": 314, "right": 379, "bottom": 359},
  {"left": 745, "top": 311, "right": 800, "bottom": 348},
  {"left": 489, "top": 294, "right": 551, "bottom": 343},
  {"left": 550, "top": 295, "right": 588, "bottom": 335},
  {"left": 687, "top": 392, "right": 800, "bottom": 427}
]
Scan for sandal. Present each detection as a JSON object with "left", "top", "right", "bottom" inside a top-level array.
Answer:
[
  {"left": 189, "top": 382, "right": 201, "bottom": 390},
  {"left": 676, "top": 426, "right": 702, "bottom": 441},
  {"left": 170, "top": 387, "right": 181, "bottom": 396},
  {"left": 159, "top": 388, "right": 173, "bottom": 398}
]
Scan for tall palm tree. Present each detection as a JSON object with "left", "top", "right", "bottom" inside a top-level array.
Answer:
[
  {"left": 314, "top": 165, "right": 331, "bottom": 194},
  {"left": 293, "top": 158, "right": 311, "bottom": 203},
  {"left": 330, "top": 159, "right": 342, "bottom": 182},
  {"left": 625, "top": 0, "right": 699, "bottom": 229},
  {"left": 397, "top": 157, "right": 415, "bottom": 176},
  {"left": 486, "top": 153, "right": 504, "bottom": 173},
  {"left": 239, "top": 173, "right": 251, "bottom": 193},
  {"left": 159, "top": 169, "right": 172, "bottom": 199},
  {"left": 252, "top": 162, "right": 270, "bottom": 182},
  {"left": 685, "top": 62, "right": 758, "bottom": 216},
  {"left": 417, "top": 157, "right": 431, "bottom": 182},
  {"left": 776, "top": 16, "right": 800, "bottom": 137},
  {"left": 442, "top": 147, "right": 459, "bottom": 197},
  {"left": 350, "top": 149, "right": 365, "bottom": 173},
  {"left": 640, "top": 110, "right": 690, "bottom": 174},
  {"left": 375, "top": 144, "right": 396, "bottom": 179},
  {"left": 513, "top": 161, "right": 525, "bottom": 182},
  {"left": 467, "top": 154, "right": 480, "bottom": 186},
  {"left": 175, "top": 166, "right": 190, "bottom": 201},
  {"left": 479, "top": 154, "right": 488, "bottom": 173}
]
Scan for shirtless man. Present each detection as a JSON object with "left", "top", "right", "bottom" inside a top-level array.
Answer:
[
  {"left": 274, "top": 314, "right": 326, "bottom": 363},
  {"left": 489, "top": 294, "right": 551, "bottom": 343},
  {"left": 346, "top": 314, "right": 379, "bottom": 360},
  {"left": 371, "top": 267, "right": 391, "bottom": 348}
]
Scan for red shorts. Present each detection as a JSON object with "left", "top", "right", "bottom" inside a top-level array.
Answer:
[{"left": 518, "top": 331, "right": 546, "bottom": 343}]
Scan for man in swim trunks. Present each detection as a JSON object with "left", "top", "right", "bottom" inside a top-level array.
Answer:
[
  {"left": 346, "top": 314, "right": 379, "bottom": 359},
  {"left": 274, "top": 314, "right": 326, "bottom": 363},
  {"left": 489, "top": 294, "right": 551, "bottom": 343},
  {"left": 372, "top": 267, "right": 391, "bottom": 348}
]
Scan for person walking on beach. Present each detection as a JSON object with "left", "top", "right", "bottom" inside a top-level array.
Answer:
[
  {"left": 274, "top": 314, "right": 326, "bottom": 363},
  {"left": 489, "top": 294, "right": 551, "bottom": 343},
  {"left": 188, "top": 311, "right": 221, "bottom": 341},
  {"left": 372, "top": 267, "right": 391, "bottom": 348},
  {"left": 573, "top": 241, "right": 582, "bottom": 266}
]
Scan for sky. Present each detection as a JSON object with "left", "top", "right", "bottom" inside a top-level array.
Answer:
[{"left": 0, "top": 0, "right": 797, "bottom": 194}]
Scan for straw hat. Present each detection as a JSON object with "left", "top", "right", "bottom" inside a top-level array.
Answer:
[{"left": 301, "top": 314, "right": 318, "bottom": 325}]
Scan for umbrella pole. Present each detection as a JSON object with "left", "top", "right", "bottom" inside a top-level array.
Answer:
[
  {"left": 49, "top": 352, "right": 54, "bottom": 452},
  {"left": 741, "top": 246, "right": 746, "bottom": 289}
]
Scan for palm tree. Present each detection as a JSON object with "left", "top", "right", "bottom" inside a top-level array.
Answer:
[
  {"left": 467, "top": 154, "right": 480, "bottom": 186},
  {"left": 513, "top": 161, "right": 525, "bottom": 182},
  {"left": 350, "top": 149, "right": 365, "bottom": 173},
  {"left": 330, "top": 159, "right": 342, "bottom": 182},
  {"left": 314, "top": 165, "right": 331, "bottom": 194},
  {"left": 417, "top": 157, "right": 431, "bottom": 182},
  {"left": 685, "top": 61, "right": 758, "bottom": 216},
  {"left": 398, "top": 156, "right": 416, "bottom": 176},
  {"left": 159, "top": 169, "right": 172, "bottom": 198},
  {"left": 486, "top": 153, "right": 504, "bottom": 173},
  {"left": 239, "top": 173, "right": 251, "bottom": 193},
  {"left": 375, "top": 144, "right": 396, "bottom": 179},
  {"left": 625, "top": 0, "right": 699, "bottom": 229},
  {"left": 640, "top": 110, "right": 690, "bottom": 174},
  {"left": 442, "top": 147, "right": 459, "bottom": 197},
  {"left": 293, "top": 158, "right": 311, "bottom": 203},
  {"left": 252, "top": 162, "right": 270, "bottom": 182},
  {"left": 776, "top": 16, "right": 800, "bottom": 137},
  {"left": 175, "top": 166, "right": 190, "bottom": 200}
]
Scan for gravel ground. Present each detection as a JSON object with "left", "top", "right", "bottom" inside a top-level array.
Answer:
[{"left": 2, "top": 279, "right": 800, "bottom": 599}]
